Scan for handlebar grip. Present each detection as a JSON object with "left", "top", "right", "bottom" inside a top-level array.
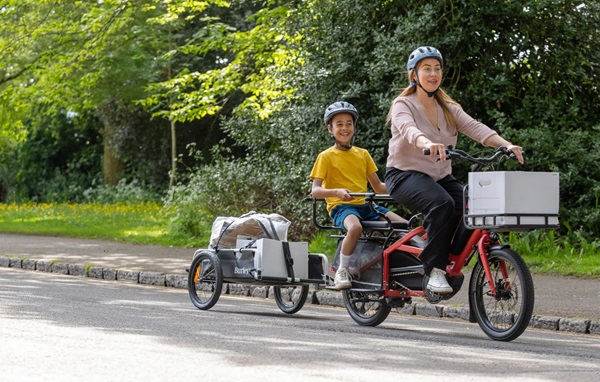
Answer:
[{"left": 423, "top": 148, "right": 430, "bottom": 156}]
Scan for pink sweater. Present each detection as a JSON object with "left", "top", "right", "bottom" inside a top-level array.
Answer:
[{"left": 386, "top": 93, "right": 497, "bottom": 181}]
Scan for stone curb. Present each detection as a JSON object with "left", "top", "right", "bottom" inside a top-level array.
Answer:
[{"left": 1, "top": 255, "right": 598, "bottom": 336}]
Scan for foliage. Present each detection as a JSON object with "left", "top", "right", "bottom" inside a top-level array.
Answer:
[
  {"left": 1, "top": 0, "right": 599, "bottom": 245},
  {"left": 167, "top": 0, "right": 600, "bottom": 239},
  {"left": 141, "top": 1, "right": 300, "bottom": 123},
  {"left": 82, "top": 179, "right": 162, "bottom": 205},
  {"left": 6, "top": 108, "right": 102, "bottom": 203},
  {"left": 96, "top": 99, "right": 173, "bottom": 191},
  {"left": 308, "top": 231, "right": 339, "bottom": 259},
  {"left": 508, "top": 230, "right": 600, "bottom": 277},
  {"left": 165, "top": 143, "right": 314, "bottom": 240}
]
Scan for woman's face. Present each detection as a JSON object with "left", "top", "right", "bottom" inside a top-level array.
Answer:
[{"left": 415, "top": 58, "right": 442, "bottom": 93}]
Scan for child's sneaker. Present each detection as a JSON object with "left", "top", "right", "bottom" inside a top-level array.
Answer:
[{"left": 334, "top": 268, "right": 352, "bottom": 289}]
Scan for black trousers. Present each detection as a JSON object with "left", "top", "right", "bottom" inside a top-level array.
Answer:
[{"left": 385, "top": 168, "right": 464, "bottom": 275}]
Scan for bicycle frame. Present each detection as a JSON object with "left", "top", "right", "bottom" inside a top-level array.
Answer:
[{"left": 381, "top": 223, "right": 502, "bottom": 298}]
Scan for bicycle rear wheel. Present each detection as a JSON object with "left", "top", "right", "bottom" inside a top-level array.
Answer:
[
  {"left": 342, "top": 290, "right": 391, "bottom": 326},
  {"left": 273, "top": 285, "right": 309, "bottom": 314},
  {"left": 188, "top": 251, "right": 223, "bottom": 310},
  {"left": 470, "top": 248, "right": 534, "bottom": 341}
]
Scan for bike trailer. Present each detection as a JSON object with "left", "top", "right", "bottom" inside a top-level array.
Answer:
[
  {"left": 214, "top": 238, "right": 328, "bottom": 284},
  {"left": 466, "top": 171, "right": 559, "bottom": 230}
]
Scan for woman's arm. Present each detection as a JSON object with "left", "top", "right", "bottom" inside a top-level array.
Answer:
[{"left": 484, "top": 134, "right": 525, "bottom": 164}]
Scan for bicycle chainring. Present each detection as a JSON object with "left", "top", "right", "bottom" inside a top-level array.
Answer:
[{"left": 422, "top": 275, "right": 444, "bottom": 304}]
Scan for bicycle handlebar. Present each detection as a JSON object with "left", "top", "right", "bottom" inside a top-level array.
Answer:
[
  {"left": 347, "top": 192, "right": 394, "bottom": 201},
  {"left": 423, "top": 146, "right": 519, "bottom": 172}
]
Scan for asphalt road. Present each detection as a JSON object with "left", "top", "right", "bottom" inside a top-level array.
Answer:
[
  {"left": 1, "top": 268, "right": 599, "bottom": 382},
  {"left": 1, "top": 233, "right": 599, "bottom": 321}
]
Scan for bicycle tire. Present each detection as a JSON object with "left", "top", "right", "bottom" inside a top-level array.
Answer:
[
  {"left": 188, "top": 250, "right": 223, "bottom": 310},
  {"left": 273, "top": 285, "right": 309, "bottom": 314},
  {"left": 342, "top": 290, "right": 391, "bottom": 326},
  {"left": 469, "top": 247, "right": 534, "bottom": 341}
]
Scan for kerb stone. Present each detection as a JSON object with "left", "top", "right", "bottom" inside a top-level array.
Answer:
[
  {"left": 559, "top": 318, "right": 590, "bottom": 334},
  {"left": 9, "top": 258, "right": 22, "bottom": 268},
  {"left": 117, "top": 270, "right": 140, "bottom": 283},
  {"left": 530, "top": 315, "right": 560, "bottom": 331},
  {"left": 51, "top": 262, "right": 69, "bottom": 275},
  {"left": 166, "top": 274, "right": 187, "bottom": 288},
  {"left": 140, "top": 272, "right": 166, "bottom": 286}
]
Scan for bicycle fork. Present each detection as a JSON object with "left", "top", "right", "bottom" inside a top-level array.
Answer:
[{"left": 476, "top": 231, "right": 509, "bottom": 298}]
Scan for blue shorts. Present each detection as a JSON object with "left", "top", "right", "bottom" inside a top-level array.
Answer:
[{"left": 330, "top": 204, "right": 390, "bottom": 230}]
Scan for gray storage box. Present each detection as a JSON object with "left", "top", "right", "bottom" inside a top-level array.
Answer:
[
  {"left": 467, "top": 171, "right": 559, "bottom": 230},
  {"left": 254, "top": 238, "right": 309, "bottom": 280}
]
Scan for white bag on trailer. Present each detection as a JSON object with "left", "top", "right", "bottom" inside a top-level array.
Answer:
[{"left": 209, "top": 211, "right": 291, "bottom": 249}]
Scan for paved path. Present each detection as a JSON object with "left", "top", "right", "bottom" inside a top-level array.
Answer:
[{"left": 1, "top": 232, "right": 599, "bottom": 323}]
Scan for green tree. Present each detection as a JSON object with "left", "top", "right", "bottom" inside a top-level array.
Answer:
[{"left": 168, "top": 0, "right": 600, "bottom": 240}]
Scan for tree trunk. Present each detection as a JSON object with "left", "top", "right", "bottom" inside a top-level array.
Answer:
[
  {"left": 169, "top": 118, "right": 176, "bottom": 188},
  {"left": 103, "top": 122, "right": 123, "bottom": 186}
]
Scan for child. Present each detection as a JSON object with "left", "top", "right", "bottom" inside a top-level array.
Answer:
[{"left": 310, "top": 101, "right": 407, "bottom": 289}]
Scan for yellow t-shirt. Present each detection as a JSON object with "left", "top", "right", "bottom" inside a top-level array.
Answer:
[{"left": 309, "top": 146, "right": 378, "bottom": 214}]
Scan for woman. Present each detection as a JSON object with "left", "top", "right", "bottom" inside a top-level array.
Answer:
[{"left": 385, "top": 46, "right": 524, "bottom": 294}]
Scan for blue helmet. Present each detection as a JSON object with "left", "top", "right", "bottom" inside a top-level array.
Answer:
[
  {"left": 323, "top": 101, "right": 359, "bottom": 126},
  {"left": 406, "top": 46, "right": 443, "bottom": 72}
]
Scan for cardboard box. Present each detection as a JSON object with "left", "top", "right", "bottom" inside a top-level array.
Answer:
[
  {"left": 467, "top": 171, "right": 559, "bottom": 228},
  {"left": 254, "top": 238, "right": 309, "bottom": 280}
]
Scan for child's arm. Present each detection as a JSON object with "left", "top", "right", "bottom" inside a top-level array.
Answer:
[
  {"left": 311, "top": 178, "right": 354, "bottom": 201},
  {"left": 367, "top": 173, "right": 387, "bottom": 194}
]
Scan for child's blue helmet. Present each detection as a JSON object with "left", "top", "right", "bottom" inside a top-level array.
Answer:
[
  {"left": 323, "top": 101, "right": 359, "bottom": 126},
  {"left": 406, "top": 46, "right": 443, "bottom": 72}
]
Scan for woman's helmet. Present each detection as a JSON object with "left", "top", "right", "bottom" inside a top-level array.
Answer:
[
  {"left": 323, "top": 101, "right": 359, "bottom": 126},
  {"left": 406, "top": 46, "right": 443, "bottom": 72}
]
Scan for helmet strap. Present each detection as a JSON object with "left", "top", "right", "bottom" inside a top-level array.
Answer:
[{"left": 335, "top": 141, "right": 353, "bottom": 150}]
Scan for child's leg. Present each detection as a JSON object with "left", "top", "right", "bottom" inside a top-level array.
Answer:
[
  {"left": 335, "top": 213, "right": 362, "bottom": 289},
  {"left": 340, "top": 214, "right": 362, "bottom": 262}
]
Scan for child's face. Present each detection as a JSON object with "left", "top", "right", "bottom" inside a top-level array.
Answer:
[{"left": 328, "top": 113, "right": 355, "bottom": 146}]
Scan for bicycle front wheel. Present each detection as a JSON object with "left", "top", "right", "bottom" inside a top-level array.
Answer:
[{"left": 470, "top": 247, "right": 534, "bottom": 341}]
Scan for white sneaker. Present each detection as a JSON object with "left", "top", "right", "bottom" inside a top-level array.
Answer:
[
  {"left": 334, "top": 268, "right": 352, "bottom": 290},
  {"left": 427, "top": 268, "right": 453, "bottom": 294}
]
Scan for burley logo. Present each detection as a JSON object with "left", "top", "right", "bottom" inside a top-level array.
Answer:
[{"left": 234, "top": 267, "right": 251, "bottom": 275}]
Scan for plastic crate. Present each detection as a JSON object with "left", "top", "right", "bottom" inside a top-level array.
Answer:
[{"left": 465, "top": 171, "right": 559, "bottom": 230}]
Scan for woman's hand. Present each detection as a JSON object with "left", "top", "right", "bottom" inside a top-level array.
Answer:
[
  {"left": 425, "top": 142, "right": 447, "bottom": 161},
  {"left": 507, "top": 144, "right": 525, "bottom": 164}
]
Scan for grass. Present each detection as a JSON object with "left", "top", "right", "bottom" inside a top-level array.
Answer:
[
  {"left": 1, "top": 202, "right": 598, "bottom": 278},
  {"left": 0, "top": 202, "right": 210, "bottom": 247},
  {"left": 507, "top": 230, "right": 600, "bottom": 278}
]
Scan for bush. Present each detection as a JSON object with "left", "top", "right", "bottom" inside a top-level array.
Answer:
[
  {"left": 6, "top": 108, "right": 102, "bottom": 203},
  {"left": 83, "top": 179, "right": 162, "bottom": 204}
]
